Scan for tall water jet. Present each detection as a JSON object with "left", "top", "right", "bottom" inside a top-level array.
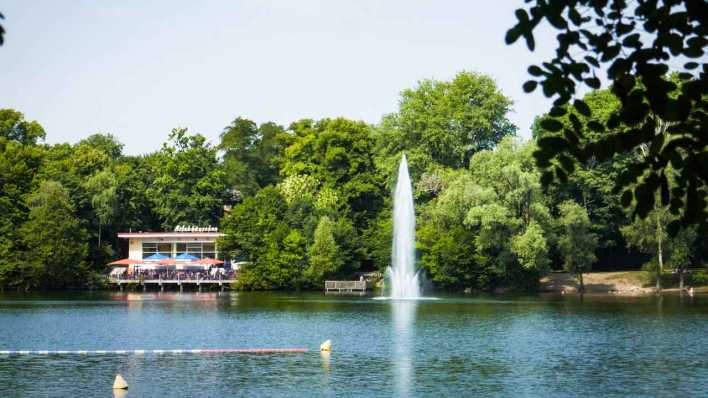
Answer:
[{"left": 387, "top": 154, "right": 421, "bottom": 299}]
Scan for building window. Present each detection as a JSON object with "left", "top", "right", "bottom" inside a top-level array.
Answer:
[
  {"left": 203, "top": 243, "right": 216, "bottom": 259},
  {"left": 187, "top": 242, "right": 202, "bottom": 259},
  {"left": 143, "top": 242, "right": 172, "bottom": 259}
]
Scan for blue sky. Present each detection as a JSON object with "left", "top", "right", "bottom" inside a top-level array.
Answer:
[{"left": 1, "top": 1, "right": 557, "bottom": 155}]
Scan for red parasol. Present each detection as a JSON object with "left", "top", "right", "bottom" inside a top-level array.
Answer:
[
  {"left": 107, "top": 258, "right": 142, "bottom": 266},
  {"left": 195, "top": 258, "right": 224, "bottom": 265},
  {"left": 156, "top": 258, "right": 178, "bottom": 266}
]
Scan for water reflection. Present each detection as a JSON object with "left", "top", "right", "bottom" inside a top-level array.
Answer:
[
  {"left": 113, "top": 389, "right": 128, "bottom": 398},
  {"left": 391, "top": 300, "right": 417, "bottom": 397},
  {"left": 321, "top": 351, "right": 331, "bottom": 373}
]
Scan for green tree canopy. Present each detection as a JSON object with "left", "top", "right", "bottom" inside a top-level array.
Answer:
[
  {"left": 219, "top": 118, "right": 292, "bottom": 197},
  {"left": 19, "top": 181, "right": 89, "bottom": 290},
  {"left": 148, "top": 128, "right": 227, "bottom": 229},
  {"left": 306, "top": 216, "right": 343, "bottom": 284},
  {"left": 78, "top": 133, "right": 124, "bottom": 159},
  {"left": 0, "top": 110, "right": 47, "bottom": 290},
  {"left": 220, "top": 187, "right": 306, "bottom": 289},
  {"left": 84, "top": 168, "right": 118, "bottom": 248},
  {"left": 283, "top": 118, "right": 385, "bottom": 230},
  {"left": 533, "top": 89, "right": 631, "bottom": 262},
  {"left": 377, "top": 71, "right": 516, "bottom": 176},
  {"left": 0, "top": 109, "right": 46, "bottom": 145},
  {"left": 557, "top": 200, "right": 599, "bottom": 292},
  {"left": 419, "top": 137, "right": 554, "bottom": 290},
  {"left": 507, "top": 1, "right": 707, "bottom": 236}
]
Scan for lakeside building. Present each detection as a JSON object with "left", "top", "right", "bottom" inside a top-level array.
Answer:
[
  {"left": 120, "top": 226, "right": 224, "bottom": 261},
  {"left": 109, "top": 226, "right": 227, "bottom": 276}
]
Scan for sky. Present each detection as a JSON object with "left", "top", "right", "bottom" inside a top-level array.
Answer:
[{"left": 1, "top": 0, "right": 558, "bottom": 155}]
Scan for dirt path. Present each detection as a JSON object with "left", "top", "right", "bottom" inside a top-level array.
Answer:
[{"left": 539, "top": 271, "right": 656, "bottom": 295}]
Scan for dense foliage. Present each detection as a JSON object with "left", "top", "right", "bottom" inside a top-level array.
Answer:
[
  {"left": 0, "top": 71, "right": 703, "bottom": 292},
  {"left": 507, "top": 0, "right": 707, "bottom": 237}
]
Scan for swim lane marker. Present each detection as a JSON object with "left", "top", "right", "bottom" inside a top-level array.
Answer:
[{"left": 0, "top": 348, "right": 308, "bottom": 356}]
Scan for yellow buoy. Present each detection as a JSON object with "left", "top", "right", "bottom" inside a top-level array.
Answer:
[
  {"left": 320, "top": 340, "right": 332, "bottom": 352},
  {"left": 113, "top": 374, "right": 129, "bottom": 390}
]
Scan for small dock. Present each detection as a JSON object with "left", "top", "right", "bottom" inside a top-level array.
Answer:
[
  {"left": 109, "top": 278, "right": 235, "bottom": 292},
  {"left": 324, "top": 280, "right": 367, "bottom": 295}
]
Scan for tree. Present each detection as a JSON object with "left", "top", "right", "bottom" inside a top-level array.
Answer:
[
  {"left": 377, "top": 71, "right": 516, "bottom": 176},
  {"left": 418, "top": 137, "right": 554, "bottom": 290},
  {"left": 0, "top": 109, "right": 46, "bottom": 144},
  {"left": 219, "top": 118, "right": 291, "bottom": 197},
  {"left": 306, "top": 216, "right": 342, "bottom": 285},
  {"left": 557, "top": 200, "right": 599, "bottom": 292},
  {"left": 511, "top": 221, "right": 550, "bottom": 272},
  {"left": 283, "top": 118, "right": 385, "bottom": 231},
  {"left": 79, "top": 133, "right": 124, "bottom": 159},
  {"left": 0, "top": 110, "right": 47, "bottom": 289},
  {"left": 148, "top": 128, "right": 227, "bottom": 229},
  {"left": 666, "top": 227, "right": 697, "bottom": 290},
  {"left": 507, "top": 1, "right": 707, "bottom": 236},
  {"left": 20, "top": 181, "right": 88, "bottom": 290},
  {"left": 621, "top": 206, "right": 670, "bottom": 291},
  {"left": 220, "top": 187, "right": 303, "bottom": 289},
  {"left": 622, "top": 204, "right": 697, "bottom": 291},
  {"left": 418, "top": 223, "right": 479, "bottom": 290},
  {"left": 84, "top": 169, "right": 118, "bottom": 248},
  {"left": 533, "top": 89, "right": 633, "bottom": 266}
]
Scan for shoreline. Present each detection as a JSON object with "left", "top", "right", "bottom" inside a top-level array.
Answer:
[{"left": 538, "top": 271, "right": 708, "bottom": 296}]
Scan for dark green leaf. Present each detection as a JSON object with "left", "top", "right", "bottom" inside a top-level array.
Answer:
[
  {"left": 587, "top": 121, "right": 605, "bottom": 132},
  {"left": 549, "top": 106, "right": 567, "bottom": 117},
  {"left": 523, "top": 80, "right": 538, "bottom": 93},
  {"left": 585, "top": 77, "right": 601, "bottom": 89},
  {"left": 573, "top": 100, "right": 591, "bottom": 116},
  {"left": 528, "top": 65, "right": 544, "bottom": 76},
  {"left": 540, "top": 118, "right": 563, "bottom": 132},
  {"left": 505, "top": 27, "right": 521, "bottom": 44},
  {"left": 620, "top": 190, "right": 633, "bottom": 207}
]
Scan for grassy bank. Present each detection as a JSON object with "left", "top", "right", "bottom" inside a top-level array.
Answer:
[{"left": 539, "top": 270, "right": 708, "bottom": 295}]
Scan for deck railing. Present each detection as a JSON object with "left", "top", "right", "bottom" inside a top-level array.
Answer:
[{"left": 324, "top": 280, "right": 367, "bottom": 292}]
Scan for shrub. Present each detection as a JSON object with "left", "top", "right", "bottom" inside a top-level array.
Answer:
[{"left": 690, "top": 270, "right": 708, "bottom": 286}]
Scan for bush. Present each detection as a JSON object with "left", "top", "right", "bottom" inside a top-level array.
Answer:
[
  {"left": 641, "top": 260, "right": 678, "bottom": 287},
  {"left": 690, "top": 270, "right": 708, "bottom": 286}
]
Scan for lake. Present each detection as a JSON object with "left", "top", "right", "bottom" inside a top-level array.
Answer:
[{"left": 0, "top": 292, "right": 707, "bottom": 397}]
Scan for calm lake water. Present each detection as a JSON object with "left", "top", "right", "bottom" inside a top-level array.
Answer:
[{"left": 0, "top": 291, "right": 707, "bottom": 397}]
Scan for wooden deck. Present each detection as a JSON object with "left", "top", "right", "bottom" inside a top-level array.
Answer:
[
  {"left": 324, "top": 280, "right": 367, "bottom": 294},
  {"left": 108, "top": 278, "right": 235, "bottom": 292}
]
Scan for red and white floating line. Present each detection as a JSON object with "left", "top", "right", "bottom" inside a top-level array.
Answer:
[{"left": 0, "top": 348, "right": 308, "bottom": 355}]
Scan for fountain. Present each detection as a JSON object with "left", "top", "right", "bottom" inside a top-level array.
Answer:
[{"left": 386, "top": 154, "right": 421, "bottom": 299}]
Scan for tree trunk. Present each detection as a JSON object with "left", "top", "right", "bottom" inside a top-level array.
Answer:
[
  {"left": 98, "top": 224, "right": 102, "bottom": 248},
  {"left": 679, "top": 270, "right": 684, "bottom": 291},
  {"left": 656, "top": 214, "right": 663, "bottom": 292},
  {"left": 578, "top": 272, "right": 585, "bottom": 294}
]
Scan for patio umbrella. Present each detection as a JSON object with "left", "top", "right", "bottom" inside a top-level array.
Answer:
[
  {"left": 175, "top": 253, "right": 199, "bottom": 260},
  {"left": 144, "top": 253, "right": 169, "bottom": 261},
  {"left": 156, "top": 258, "right": 178, "bottom": 266},
  {"left": 107, "top": 258, "right": 142, "bottom": 266},
  {"left": 195, "top": 258, "right": 224, "bottom": 266}
]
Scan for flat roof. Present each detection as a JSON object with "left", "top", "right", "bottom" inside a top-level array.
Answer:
[{"left": 117, "top": 232, "right": 225, "bottom": 239}]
